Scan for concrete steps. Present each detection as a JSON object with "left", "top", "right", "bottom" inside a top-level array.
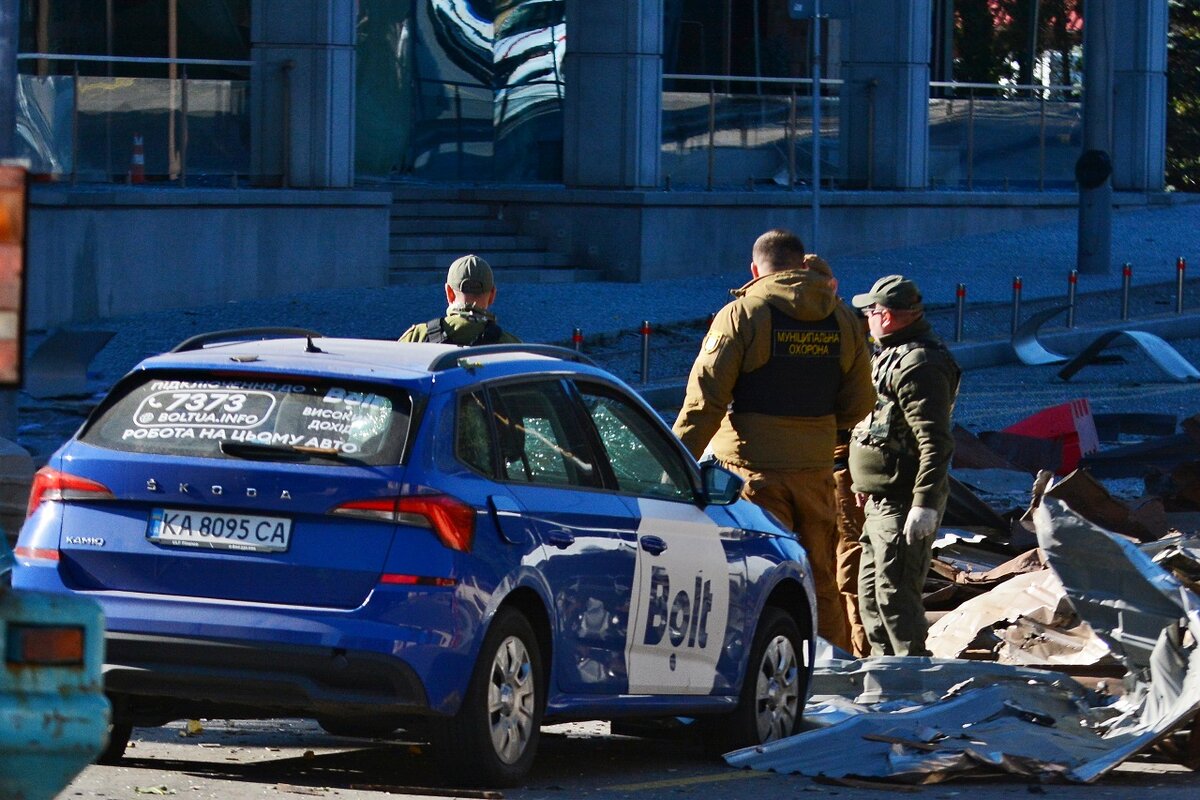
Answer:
[
  {"left": 388, "top": 194, "right": 599, "bottom": 284},
  {"left": 391, "top": 233, "right": 544, "bottom": 252},
  {"left": 388, "top": 267, "right": 607, "bottom": 285}
]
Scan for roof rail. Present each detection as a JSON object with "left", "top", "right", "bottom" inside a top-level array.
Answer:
[
  {"left": 170, "top": 327, "right": 324, "bottom": 353},
  {"left": 427, "top": 344, "right": 597, "bottom": 372}
]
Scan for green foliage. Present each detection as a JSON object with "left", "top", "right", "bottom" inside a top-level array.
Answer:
[
  {"left": 954, "top": 0, "right": 1081, "bottom": 86},
  {"left": 954, "top": 0, "right": 1002, "bottom": 83},
  {"left": 1168, "top": 0, "right": 1200, "bottom": 191}
]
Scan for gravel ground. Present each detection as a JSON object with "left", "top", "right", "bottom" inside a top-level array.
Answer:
[{"left": 17, "top": 200, "right": 1200, "bottom": 462}]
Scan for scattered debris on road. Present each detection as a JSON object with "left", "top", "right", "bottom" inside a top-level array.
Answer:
[{"left": 728, "top": 405, "right": 1200, "bottom": 785}]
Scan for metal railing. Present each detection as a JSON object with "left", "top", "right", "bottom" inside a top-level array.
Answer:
[
  {"left": 15, "top": 53, "right": 253, "bottom": 186},
  {"left": 661, "top": 73, "right": 846, "bottom": 191},
  {"left": 928, "top": 81, "right": 1082, "bottom": 191}
]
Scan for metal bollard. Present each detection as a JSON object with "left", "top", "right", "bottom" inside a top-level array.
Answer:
[
  {"left": 640, "top": 321, "right": 651, "bottom": 385},
  {"left": 572, "top": 327, "right": 583, "bottom": 352},
  {"left": 954, "top": 283, "right": 966, "bottom": 342},
  {"left": 1177, "top": 257, "right": 1187, "bottom": 315},
  {"left": 1121, "top": 263, "right": 1132, "bottom": 321},
  {"left": 1011, "top": 276, "right": 1023, "bottom": 335},
  {"left": 1067, "top": 269, "right": 1078, "bottom": 329}
]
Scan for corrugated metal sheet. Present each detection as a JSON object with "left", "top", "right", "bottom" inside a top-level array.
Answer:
[{"left": 726, "top": 498, "right": 1200, "bottom": 785}]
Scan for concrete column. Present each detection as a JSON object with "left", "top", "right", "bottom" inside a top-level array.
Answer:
[
  {"left": 1077, "top": 0, "right": 1115, "bottom": 276},
  {"left": 1111, "top": 0, "right": 1168, "bottom": 191},
  {"left": 251, "top": 0, "right": 356, "bottom": 188},
  {"left": 562, "top": 0, "right": 661, "bottom": 189},
  {"left": 840, "top": 0, "right": 931, "bottom": 189}
]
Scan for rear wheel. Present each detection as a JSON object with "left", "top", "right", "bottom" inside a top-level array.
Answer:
[
  {"left": 96, "top": 719, "right": 133, "bottom": 765},
  {"left": 432, "top": 607, "right": 543, "bottom": 787},
  {"left": 702, "top": 607, "right": 807, "bottom": 755}
]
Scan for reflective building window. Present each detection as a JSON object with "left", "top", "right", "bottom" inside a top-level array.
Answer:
[
  {"left": 15, "top": 0, "right": 251, "bottom": 183},
  {"left": 356, "top": 0, "right": 565, "bottom": 183}
]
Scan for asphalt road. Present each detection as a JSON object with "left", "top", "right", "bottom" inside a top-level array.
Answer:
[{"left": 62, "top": 718, "right": 1199, "bottom": 800}]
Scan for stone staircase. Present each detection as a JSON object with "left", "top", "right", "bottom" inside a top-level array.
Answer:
[{"left": 389, "top": 195, "right": 604, "bottom": 284}]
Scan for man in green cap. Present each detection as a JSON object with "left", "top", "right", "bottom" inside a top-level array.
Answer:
[
  {"left": 399, "top": 254, "right": 521, "bottom": 345},
  {"left": 848, "top": 274, "right": 960, "bottom": 657}
]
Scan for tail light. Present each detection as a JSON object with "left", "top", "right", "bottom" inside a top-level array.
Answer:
[
  {"left": 331, "top": 493, "right": 476, "bottom": 552},
  {"left": 6, "top": 625, "right": 85, "bottom": 666},
  {"left": 26, "top": 467, "right": 115, "bottom": 518}
]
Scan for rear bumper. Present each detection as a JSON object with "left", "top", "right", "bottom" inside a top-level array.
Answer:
[{"left": 105, "top": 632, "right": 431, "bottom": 721}]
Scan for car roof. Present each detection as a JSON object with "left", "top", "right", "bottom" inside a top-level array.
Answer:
[{"left": 133, "top": 336, "right": 616, "bottom": 393}]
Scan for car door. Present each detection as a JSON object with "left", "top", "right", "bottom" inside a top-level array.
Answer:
[
  {"left": 572, "top": 381, "right": 748, "bottom": 696},
  {"left": 484, "top": 379, "right": 639, "bottom": 695}
]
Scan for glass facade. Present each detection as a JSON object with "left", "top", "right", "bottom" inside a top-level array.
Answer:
[
  {"left": 355, "top": 0, "right": 566, "bottom": 183},
  {"left": 15, "top": 0, "right": 251, "bottom": 183},
  {"left": 8, "top": 0, "right": 1090, "bottom": 191}
]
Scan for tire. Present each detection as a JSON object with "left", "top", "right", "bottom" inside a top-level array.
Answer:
[
  {"left": 702, "top": 606, "right": 808, "bottom": 756},
  {"left": 96, "top": 720, "right": 133, "bottom": 765},
  {"left": 432, "top": 607, "right": 544, "bottom": 787}
]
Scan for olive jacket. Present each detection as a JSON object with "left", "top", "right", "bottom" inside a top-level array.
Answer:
[
  {"left": 848, "top": 316, "right": 961, "bottom": 511},
  {"left": 398, "top": 306, "right": 520, "bottom": 345},
  {"left": 673, "top": 269, "right": 875, "bottom": 471}
]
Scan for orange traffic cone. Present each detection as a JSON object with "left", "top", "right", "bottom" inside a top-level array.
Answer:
[{"left": 129, "top": 133, "right": 145, "bottom": 184}]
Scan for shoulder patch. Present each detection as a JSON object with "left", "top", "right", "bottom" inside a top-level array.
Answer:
[{"left": 703, "top": 332, "right": 725, "bottom": 354}]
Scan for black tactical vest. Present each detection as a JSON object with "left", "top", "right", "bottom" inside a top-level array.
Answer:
[
  {"left": 424, "top": 316, "right": 505, "bottom": 346},
  {"left": 731, "top": 306, "right": 842, "bottom": 417},
  {"left": 856, "top": 335, "right": 961, "bottom": 459}
]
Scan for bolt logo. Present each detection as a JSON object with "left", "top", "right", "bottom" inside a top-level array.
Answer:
[
  {"left": 643, "top": 567, "right": 713, "bottom": 650},
  {"left": 626, "top": 500, "right": 732, "bottom": 695}
]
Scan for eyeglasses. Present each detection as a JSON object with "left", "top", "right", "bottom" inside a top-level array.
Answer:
[{"left": 863, "top": 306, "right": 887, "bottom": 317}]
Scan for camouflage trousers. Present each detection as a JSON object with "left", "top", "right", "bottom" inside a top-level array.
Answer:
[{"left": 859, "top": 496, "right": 934, "bottom": 657}]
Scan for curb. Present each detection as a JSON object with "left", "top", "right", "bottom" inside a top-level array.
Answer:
[{"left": 636, "top": 309, "right": 1200, "bottom": 410}]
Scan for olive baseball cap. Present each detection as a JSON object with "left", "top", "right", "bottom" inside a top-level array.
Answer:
[
  {"left": 447, "top": 254, "right": 494, "bottom": 295},
  {"left": 851, "top": 274, "right": 923, "bottom": 311}
]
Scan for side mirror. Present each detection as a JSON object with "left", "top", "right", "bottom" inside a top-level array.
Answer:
[{"left": 700, "top": 462, "right": 743, "bottom": 506}]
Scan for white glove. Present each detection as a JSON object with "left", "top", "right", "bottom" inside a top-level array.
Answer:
[{"left": 903, "top": 506, "right": 939, "bottom": 546}]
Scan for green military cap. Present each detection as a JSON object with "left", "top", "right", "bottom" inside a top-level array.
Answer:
[
  {"left": 852, "top": 274, "right": 923, "bottom": 311},
  {"left": 447, "top": 254, "right": 494, "bottom": 295}
]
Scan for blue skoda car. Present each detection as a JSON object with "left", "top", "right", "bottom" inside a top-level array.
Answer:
[{"left": 14, "top": 332, "right": 816, "bottom": 786}]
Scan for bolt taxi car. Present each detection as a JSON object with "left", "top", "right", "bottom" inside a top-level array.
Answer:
[{"left": 14, "top": 331, "right": 816, "bottom": 786}]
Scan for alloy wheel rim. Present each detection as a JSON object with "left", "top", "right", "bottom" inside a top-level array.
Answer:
[
  {"left": 754, "top": 634, "right": 800, "bottom": 742},
  {"left": 487, "top": 635, "right": 536, "bottom": 764}
]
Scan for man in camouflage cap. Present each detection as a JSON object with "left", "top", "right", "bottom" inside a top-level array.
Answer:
[
  {"left": 399, "top": 254, "right": 521, "bottom": 345},
  {"left": 849, "top": 275, "right": 960, "bottom": 656},
  {"left": 673, "top": 229, "right": 875, "bottom": 647}
]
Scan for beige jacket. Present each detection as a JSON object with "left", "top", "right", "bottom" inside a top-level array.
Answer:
[{"left": 673, "top": 269, "right": 875, "bottom": 471}]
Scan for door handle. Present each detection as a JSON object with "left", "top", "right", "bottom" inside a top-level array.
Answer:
[
  {"left": 544, "top": 529, "right": 575, "bottom": 549},
  {"left": 639, "top": 535, "right": 668, "bottom": 555}
]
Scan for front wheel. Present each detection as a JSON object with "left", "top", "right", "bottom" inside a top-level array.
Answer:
[
  {"left": 702, "top": 606, "right": 808, "bottom": 755},
  {"left": 432, "top": 607, "right": 544, "bottom": 787}
]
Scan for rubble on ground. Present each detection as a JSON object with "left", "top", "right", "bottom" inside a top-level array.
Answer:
[{"left": 727, "top": 404, "right": 1200, "bottom": 784}]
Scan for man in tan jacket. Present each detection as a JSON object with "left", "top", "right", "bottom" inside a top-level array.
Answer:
[{"left": 673, "top": 229, "right": 875, "bottom": 647}]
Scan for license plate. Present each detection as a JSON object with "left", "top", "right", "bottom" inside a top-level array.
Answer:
[{"left": 148, "top": 508, "right": 292, "bottom": 553}]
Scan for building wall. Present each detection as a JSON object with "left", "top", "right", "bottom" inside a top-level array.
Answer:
[
  {"left": 414, "top": 187, "right": 1161, "bottom": 283},
  {"left": 27, "top": 187, "right": 390, "bottom": 329}
]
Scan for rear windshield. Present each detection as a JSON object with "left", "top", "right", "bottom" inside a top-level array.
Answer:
[{"left": 79, "top": 374, "right": 411, "bottom": 465}]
